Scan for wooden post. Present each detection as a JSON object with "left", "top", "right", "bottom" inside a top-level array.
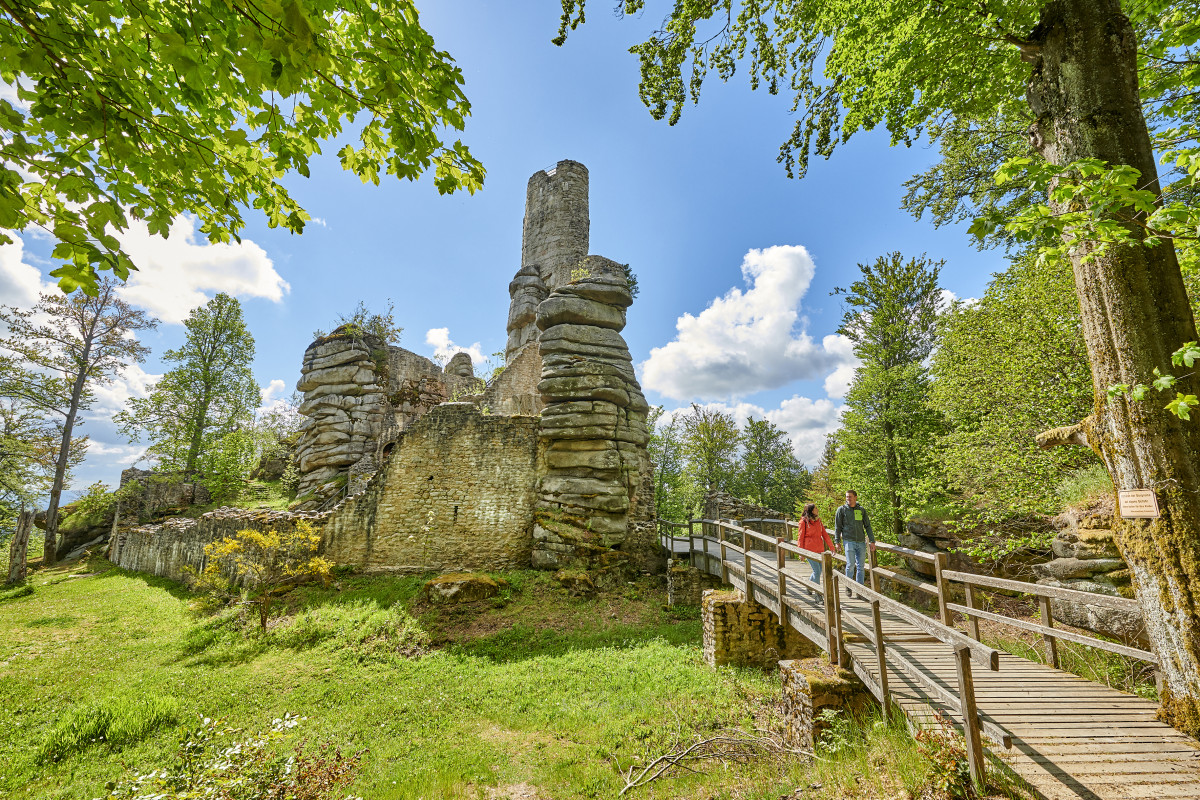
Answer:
[
  {"left": 868, "top": 544, "right": 880, "bottom": 593},
  {"left": 776, "top": 539, "right": 787, "bottom": 620},
  {"left": 720, "top": 539, "right": 729, "bottom": 585},
  {"left": 953, "top": 645, "right": 987, "bottom": 790},
  {"left": 833, "top": 573, "right": 850, "bottom": 669},
  {"left": 742, "top": 527, "right": 752, "bottom": 588},
  {"left": 963, "top": 582, "right": 981, "bottom": 640},
  {"left": 1038, "top": 594, "right": 1060, "bottom": 669},
  {"left": 6, "top": 509, "right": 32, "bottom": 585},
  {"left": 934, "top": 552, "right": 953, "bottom": 627},
  {"left": 822, "top": 550, "right": 838, "bottom": 664},
  {"left": 871, "top": 598, "right": 890, "bottom": 714}
]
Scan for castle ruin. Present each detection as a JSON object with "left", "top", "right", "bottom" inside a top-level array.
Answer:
[{"left": 110, "top": 161, "right": 658, "bottom": 579}]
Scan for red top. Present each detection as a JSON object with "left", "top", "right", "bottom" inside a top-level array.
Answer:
[{"left": 797, "top": 516, "right": 834, "bottom": 554}]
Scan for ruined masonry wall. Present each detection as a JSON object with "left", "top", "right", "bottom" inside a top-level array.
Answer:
[
  {"left": 701, "top": 589, "right": 821, "bottom": 669},
  {"left": 480, "top": 342, "right": 544, "bottom": 417},
  {"left": 108, "top": 509, "right": 328, "bottom": 584},
  {"left": 322, "top": 403, "right": 539, "bottom": 573}
]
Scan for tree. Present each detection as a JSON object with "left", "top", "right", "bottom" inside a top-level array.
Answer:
[
  {"left": 931, "top": 253, "right": 1096, "bottom": 517},
  {"left": 678, "top": 404, "right": 741, "bottom": 501},
  {"left": 199, "top": 521, "right": 331, "bottom": 632},
  {"left": 555, "top": 0, "right": 1200, "bottom": 730},
  {"left": 0, "top": 280, "right": 156, "bottom": 564},
  {"left": 647, "top": 406, "right": 691, "bottom": 522},
  {"left": 0, "top": 0, "right": 483, "bottom": 295},
  {"left": 0, "top": 358, "right": 57, "bottom": 524},
  {"left": 117, "top": 293, "right": 258, "bottom": 496},
  {"left": 835, "top": 254, "right": 944, "bottom": 542},
  {"left": 738, "top": 417, "right": 808, "bottom": 513}
]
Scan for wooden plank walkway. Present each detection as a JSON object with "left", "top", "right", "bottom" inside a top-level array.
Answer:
[{"left": 691, "top": 541, "right": 1200, "bottom": 800}]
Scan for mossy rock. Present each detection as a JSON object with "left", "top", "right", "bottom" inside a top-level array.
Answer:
[
  {"left": 554, "top": 569, "right": 595, "bottom": 597},
  {"left": 420, "top": 573, "right": 506, "bottom": 604}
]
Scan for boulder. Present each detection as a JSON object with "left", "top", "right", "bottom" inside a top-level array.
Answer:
[
  {"left": 555, "top": 569, "right": 596, "bottom": 597},
  {"left": 420, "top": 573, "right": 506, "bottom": 604},
  {"left": 1034, "top": 557, "right": 1126, "bottom": 581}
]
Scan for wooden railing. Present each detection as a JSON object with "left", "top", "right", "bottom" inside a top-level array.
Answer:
[
  {"left": 660, "top": 515, "right": 1158, "bottom": 787},
  {"left": 679, "top": 518, "right": 1007, "bottom": 786}
]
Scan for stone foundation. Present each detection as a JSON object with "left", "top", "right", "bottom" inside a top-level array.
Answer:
[
  {"left": 701, "top": 589, "right": 822, "bottom": 669},
  {"left": 667, "top": 559, "right": 720, "bottom": 606},
  {"left": 779, "top": 658, "right": 875, "bottom": 751}
]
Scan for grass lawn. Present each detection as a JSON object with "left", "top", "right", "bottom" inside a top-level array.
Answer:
[{"left": 0, "top": 555, "right": 993, "bottom": 800}]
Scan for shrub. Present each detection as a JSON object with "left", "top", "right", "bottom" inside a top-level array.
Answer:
[
  {"left": 199, "top": 520, "right": 332, "bottom": 632},
  {"left": 37, "top": 694, "right": 178, "bottom": 763},
  {"left": 104, "top": 714, "right": 365, "bottom": 800}
]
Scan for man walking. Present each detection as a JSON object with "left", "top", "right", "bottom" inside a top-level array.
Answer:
[{"left": 835, "top": 490, "right": 875, "bottom": 596}]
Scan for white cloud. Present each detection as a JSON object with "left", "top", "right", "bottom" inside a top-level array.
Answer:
[
  {"left": 0, "top": 235, "right": 54, "bottom": 308},
  {"left": 425, "top": 327, "right": 485, "bottom": 366},
  {"left": 661, "top": 395, "right": 843, "bottom": 467},
  {"left": 260, "top": 378, "right": 287, "bottom": 405},
  {"left": 86, "top": 441, "right": 145, "bottom": 462},
  {"left": 115, "top": 215, "right": 289, "bottom": 324},
  {"left": 641, "top": 245, "right": 856, "bottom": 401},
  {"left": 88, "top": 363, "right": 160, "bottom": 416}
]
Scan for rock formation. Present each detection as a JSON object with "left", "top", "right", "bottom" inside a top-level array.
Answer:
[
  {"left": 532, "top": 259, "right": 651, "bottom": 568},
  {"left": 293, "top": 328, "right": 389, "bottom": 504},
  {"left": 1036, "top": 508, "right": 1147, "bottom": 646},
  {"left": 292, "top": 328, "right": 480, "bottom": 508}
]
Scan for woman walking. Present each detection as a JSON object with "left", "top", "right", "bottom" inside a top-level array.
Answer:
[{"left": 797, "top": 503, "right": 834, "bottom": 592}]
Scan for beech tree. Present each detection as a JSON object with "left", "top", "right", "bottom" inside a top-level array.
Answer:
[
  {"left": 0, "top": 280, "right": 156, "bottom": 564},
  {"left": 738, "top": 417, "right": 807, "bottom": 513},
  {"left": 836, "top": 254, "right": 944, "bottom": 541},
  {"left": 554, "top": 0, "right": 1200, "bottom": 730},
  {"left": 116, "top": 293, "right": 258, "bottom": 488},
  {"left": 0, "top": 0, "right": 484, "bottom": 295},
  {"left": 679, "top": 404, "right": 741, "bottom": 498}
]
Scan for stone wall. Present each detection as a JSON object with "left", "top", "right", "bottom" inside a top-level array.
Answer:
[
  {"left": 666, "top": 558, "right": 720, "bottom": 606},
  {"left": 701, "top": 589, "right": 822, "bottom": 669},
  {"left": 779, "top": 659, "right": 874, "bottom": 751},
  {"left": 480, "top": 342, "right": 544, "bottom": 417},
  {"left": 108, "top": 508, "right": 328, "bottom": 584},
  {"left": 322, "top": 403, "right": 539, "bottom": 573},
  {"left": 293, "top": 331, "right": 479, "bottom": 508}
]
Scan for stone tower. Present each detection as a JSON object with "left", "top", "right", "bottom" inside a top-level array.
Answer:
[{"left": 505, "top": 160, "right": 590, "bottom": 362}]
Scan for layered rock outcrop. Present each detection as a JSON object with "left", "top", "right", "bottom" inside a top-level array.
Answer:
[
  {"left": 1036, "top": 508, "right": 1147, "bottom": 647},
  {"left": 292, "top": 329, "right": 481, "bottom": 508},
  {"left": 532, "top": 261, "right": 651, "bottom": 568},
  {"left": 293, "top": 328, "right": 389, "bottom": 504}
]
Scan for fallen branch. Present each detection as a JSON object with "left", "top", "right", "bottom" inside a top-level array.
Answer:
[{"left": 618, "top": 728, "right": 812, "bottom": 796}]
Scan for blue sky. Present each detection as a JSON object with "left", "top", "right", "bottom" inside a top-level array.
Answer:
[{"left": 1, "top": 1, "right": 1009, "bottom": 496}]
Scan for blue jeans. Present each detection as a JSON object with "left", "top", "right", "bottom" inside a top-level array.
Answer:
[
  {"left": 844, "top": 540, "right": 868, "bottom": 584},
  {"left": 806, "top": 558, "right": 822, "bottom": 584}
]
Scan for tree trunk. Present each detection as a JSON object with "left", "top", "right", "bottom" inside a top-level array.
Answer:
[
  {"left": 882, "top": 417, "right": 903, "bottom": 541},
  {"left": 1029, "top": 0, "right": 1200, "bottom": 734},
  {"left": 43, "top": 369, "right": 88, "bottom": 566},
  {"left": 185, "top": 392, "right": 211, "bottom": 474},
  {"left": 7, "top": 509, "right": 32, "bottom": 584}
]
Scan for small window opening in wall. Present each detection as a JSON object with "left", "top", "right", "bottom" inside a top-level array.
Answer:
[
  {"left": 428, "top": 475, "right": 434, "bottom": 481},
  {"left": 453, "top": 505, "right": 459, "bottom": 522}
]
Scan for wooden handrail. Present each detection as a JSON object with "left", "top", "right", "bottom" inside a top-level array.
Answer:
[
  {"left": 940, "top": 569, "right": 1141, "bottom": 612},
  {"left": 875, "top": 541, "right": 938, "bottom": 564},
  {"left": 946, "top": 602, "right": 1157, "bottom": 663},
  {"left": 830, "top": 570, "right": 1000, "bottom": 670}
]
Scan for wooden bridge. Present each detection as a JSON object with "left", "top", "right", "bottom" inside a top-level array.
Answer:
[{"left": 660, "top": 518, "right": 1200, "bottom": 799}]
